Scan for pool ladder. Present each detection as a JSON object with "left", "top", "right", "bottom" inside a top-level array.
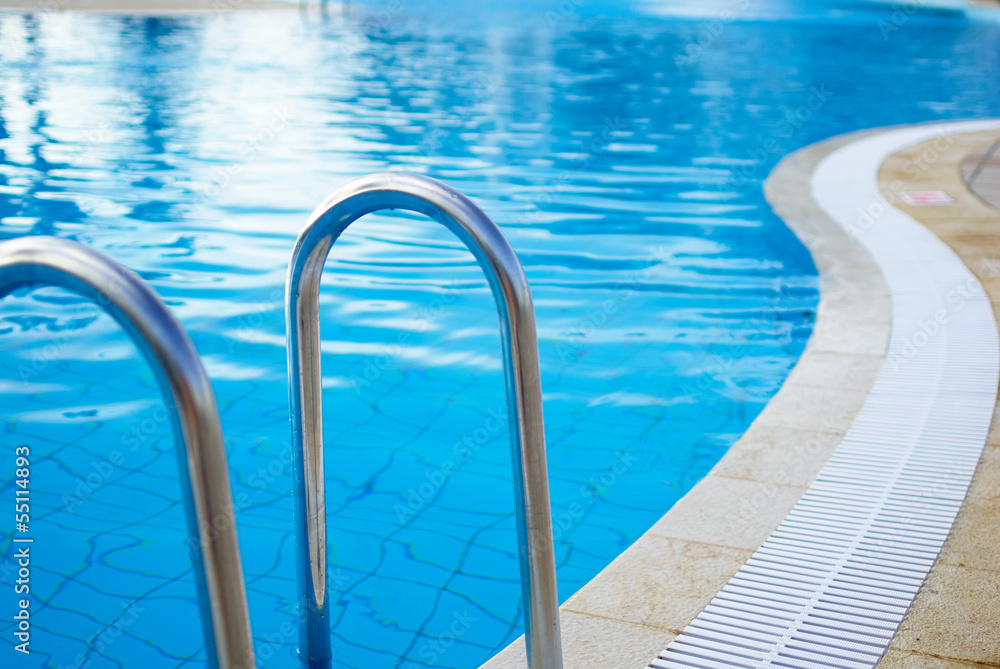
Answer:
[
  {"left": 0, "top": 237, "right": 254, "bottom": 669},
  {"left": 0, "top": 174, "right": 563, "bottom": 669}
]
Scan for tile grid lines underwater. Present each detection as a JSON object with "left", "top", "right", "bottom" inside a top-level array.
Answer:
[
  {"left": 0, "top": 3, "right": 997, "bottom": 668},
  {"left": 654, "top": 121, "right": 1000, "bottom": 668}
]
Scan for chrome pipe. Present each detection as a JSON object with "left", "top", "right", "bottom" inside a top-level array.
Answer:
[
  {"left": 0, "top": 237, "right": 256, "bottom": 669},
  {"left": 285, "top": 173, "right": 563, "bottom": 669}
]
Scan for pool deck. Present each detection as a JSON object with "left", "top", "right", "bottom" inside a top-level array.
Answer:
[
  {"left": 483, "top": 121, "right": 1000, "bottom": 668},
  {"left": 875, "top": 127, "right": 1000, "bottom": 669}
]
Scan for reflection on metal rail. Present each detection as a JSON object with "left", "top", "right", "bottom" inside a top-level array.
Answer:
[
  {"left": 0, "top": 237, "right": 256, "bottom": 669},
  {"left": 285, "top": 173, "right": 564, "bottom": 669}
]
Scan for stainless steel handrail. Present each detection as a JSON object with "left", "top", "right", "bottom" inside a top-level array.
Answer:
[
  {"left": 285, "top": 173, "right": 563, "bottom": 669},
  {"left": 0, "top": 237, "right": 256, "bottom": 669}
]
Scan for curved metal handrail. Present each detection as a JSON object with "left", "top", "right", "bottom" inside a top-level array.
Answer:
[
  {"left": 0, "top": 237, "right": 255, "bottom": 669},
  {"left": 285, "top": 173, "right": 563, "bottom": 669}
]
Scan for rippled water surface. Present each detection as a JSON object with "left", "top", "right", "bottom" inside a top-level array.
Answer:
[{"left": 1, "top": 1, "right": 998, "bottom": 667}]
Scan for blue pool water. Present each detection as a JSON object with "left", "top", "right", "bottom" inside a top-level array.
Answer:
[{"left": 1, "top": 1, "right": 998, "bottom": 667}]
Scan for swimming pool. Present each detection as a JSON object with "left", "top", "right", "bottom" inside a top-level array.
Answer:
[{"left": 1, "top": 1, "right": 998, "bottom": 667}]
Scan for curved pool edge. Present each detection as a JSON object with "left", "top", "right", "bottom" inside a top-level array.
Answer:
[
  {"left": 483, "top": 119, "right": 1000, "bottom": 669},
  {"left": 650, "top": 118, "right": 1000, "bottom": 668},
  {"left": 874, "top": 125, "right": 1000, "bottom": 669},
  {"left": 480, "top": 126, "right": 896, "bottom": 669}
]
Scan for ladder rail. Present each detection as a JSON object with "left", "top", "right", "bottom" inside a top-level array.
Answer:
[
  {"left": 0, "top": 236, "right": 256, "bottom": 669},
  {"left": 285, "top": 172, "right": 563, "bottom": 669}
]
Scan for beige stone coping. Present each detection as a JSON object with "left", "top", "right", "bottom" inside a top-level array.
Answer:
[
  {"left": 484, "top": 123, "right": 1000, "bottom": 668},
  {"left": 875, "top": 129, "right": 1000, "bottom": 669},
  {"left": 0, "top": 0, "right": 293, "bottom": 13},
  {"left": 482, "top": 129, "right": 894, "bottom": 668}
]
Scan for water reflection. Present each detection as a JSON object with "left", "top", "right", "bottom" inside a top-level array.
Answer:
[{"left": 0, "top": 3, "right": 994, "bottom": 667}]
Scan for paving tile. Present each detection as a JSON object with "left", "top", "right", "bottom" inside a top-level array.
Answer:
[
  {"left": 753, "top": 382, "right": 870, "bottom": 434},
  {"left": 878, "top": 648, "right": 1000, "bottom": 669},
  {"left": 890, "top": 564, "right": 1000, "bottom": 666},
  {"left": 815, "top": 291, "right": 892, "bottom": 325},
  {"left": 802, "top": 313, "right": 891, "bottom": 355},
  {"left": 478, "top": 610, "right": 671, "bottom": 669},
  {"left": 711, "top": 423, "right": 843, "bottom": 488},
  {"left": 967, "top": 444, "right": 1000, "bottom": 498},
  {"left": 936, "top": 233, "right": 1000, "bottom": 258},
  {"left": 647, "top": 474, "right": 803, "bottom": 551},
  {"left": 935, "top": 494, "right": 1000, "bottom": 572},
  {"left": 783, "top": 349, "right": 884, "bottom": 392},
  {"left": 563, "top": 535, "right": 751, "bottom": 633}
]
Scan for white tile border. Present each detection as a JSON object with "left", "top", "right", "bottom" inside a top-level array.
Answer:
[{"left": 652, "top": 120, "right": 1000, "bottom": 669}]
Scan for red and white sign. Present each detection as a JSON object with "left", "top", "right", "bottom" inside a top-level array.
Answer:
[{"left": 901, "top": 191, "right": 954, "bottom": 206}]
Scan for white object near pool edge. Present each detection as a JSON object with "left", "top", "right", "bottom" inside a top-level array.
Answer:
[{"left": 652, "top": 120, "right": 1000, "bottom": 669}]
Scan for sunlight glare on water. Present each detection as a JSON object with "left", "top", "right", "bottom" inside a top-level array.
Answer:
[{"left": 0, "top": 1, "right": 997, "bottom": 666}]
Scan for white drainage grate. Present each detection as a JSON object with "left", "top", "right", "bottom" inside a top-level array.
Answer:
[{"left": 652, "top": 120, "right": 1000, "bottom": 669}]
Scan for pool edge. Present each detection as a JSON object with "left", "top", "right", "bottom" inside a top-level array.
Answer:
[
  {"left": 656, "top": 119, "right": 1000, "bottom": 667},
  {"left": 874, "top": 126, "right": 1000, "bottom": 669},
  {"left": 479, "top": 127, "right": 896, "bottom": 669}
]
